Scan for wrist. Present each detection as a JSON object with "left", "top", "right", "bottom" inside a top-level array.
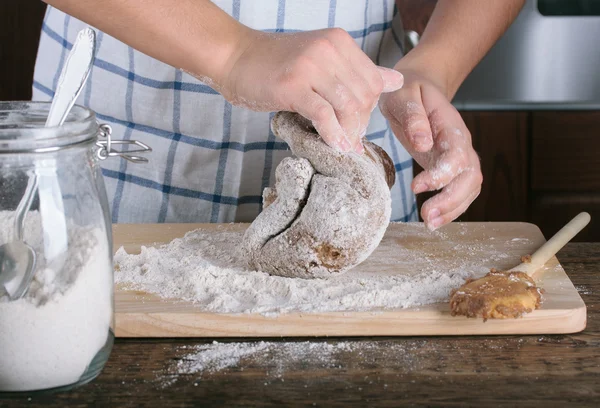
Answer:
[
  {"left": 215, "top": 25, "right": 258, "bottom": 90},
  {"left": 394, "top": 46, "right": 459, "bottom": 100},
  {"left": 186, "top": 13, "right": 256, "bottom": 90}
]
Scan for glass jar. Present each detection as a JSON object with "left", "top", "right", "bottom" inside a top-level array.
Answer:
[{"left": 0, "top": 101, "right": 149, "bottom": 393}]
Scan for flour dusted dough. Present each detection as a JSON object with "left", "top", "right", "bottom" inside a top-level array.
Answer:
[{"left": 242, "top": 112, "right": 395, "bottom": 278}]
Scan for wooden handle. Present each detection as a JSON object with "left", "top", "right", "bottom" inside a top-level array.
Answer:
[{"left": 509, "top": 212, "right": 591, "bottom": 276}]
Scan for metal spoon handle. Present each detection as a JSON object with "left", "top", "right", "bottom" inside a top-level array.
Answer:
[
  {"left": 13, "top": 173, "right": 38, "bottom": 241},
  {"left": 45, "top": 28, "right": 96, "bottom": 127},
  {"left": 38, "top": 27, "right": 96, "bottom": 264}
]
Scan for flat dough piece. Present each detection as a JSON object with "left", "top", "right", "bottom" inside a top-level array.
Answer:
[{"left": 449, "top": 269, "right": 543, "bottom": 320}]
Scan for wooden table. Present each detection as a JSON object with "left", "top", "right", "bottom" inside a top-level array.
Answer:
[{"left": 1, "top": 243, "right": 598, "bottom": 407}]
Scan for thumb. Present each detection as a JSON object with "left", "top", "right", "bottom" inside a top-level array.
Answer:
[{"left": 377, "top": 67, "right": 404, "bottom": 93}]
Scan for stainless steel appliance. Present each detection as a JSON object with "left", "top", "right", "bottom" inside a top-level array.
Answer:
[{"left": 452, "top": 0, "right": 600, "bottom": 110}]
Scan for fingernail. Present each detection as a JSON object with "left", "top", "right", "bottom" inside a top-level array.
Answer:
[
  {"left": 355, "top": 142, "right": 364, "bottom": 154},
  {"left": 427, "top": 217, "right": 443, "bottom": 231},
  {"left": 338, "top": 136, "right": 352, "bottom": 152},
  {"left": 413, "top": 132, "right": 431, "bottom": 147},
  {"left": 428, "top": 208, "right": 440, "bottom": 220},
  {"left": 414, "top": 183, "right": 428, "bottom": 194},
  {"left": 379, "top": 67, "right": 404, "bottom": 92}
]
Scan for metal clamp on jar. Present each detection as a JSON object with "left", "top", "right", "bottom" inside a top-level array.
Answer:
[{"left": 96, "top": 123, "right": 151, "bottom": 163}]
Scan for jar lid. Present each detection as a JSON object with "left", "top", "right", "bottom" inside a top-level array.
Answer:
[{"left": 0, "top": 101, "right": 98, "bottom": 153}]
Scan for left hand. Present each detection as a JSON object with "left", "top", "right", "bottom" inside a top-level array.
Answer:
[{"left": 379, "top": 68, "right": 483, "bottom": 231}]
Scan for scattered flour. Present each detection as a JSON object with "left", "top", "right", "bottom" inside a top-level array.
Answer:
[
  {"left": 160, "top": 340, "right": 405, "bottom": 386},
  {"left": 158, "top": 336, "right": 529, "bottom": 386},
  {"left": 575, "top": 285, "right": 592, "bottom": 295},
  {"left": 113, "top": 224, "right": 504, "bottom": 316},
  {"left": 0, "top": 211, "right": 112, "bottom": 391},
  {"left": 431, "top": 161, "right": 452, "bottom": 182},
  {"left": 176, "top": 341, "right": 274, "bottom": 376}
]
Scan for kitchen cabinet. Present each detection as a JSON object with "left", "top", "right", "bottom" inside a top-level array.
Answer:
[
  {"left": 456, "top": 111, "right": 600, "bottom": 241},
  {"left": 412, "top": 112, "right": 530, "bottom": 223},
  {"left": 529, "top": 112, "right": 600, "bottom": 242},
  {"left": 457, "top": 112, "right": 529, "bottom": 222},
  {"left": 531, "top": 112, "right": 600, "bottom": 191}
]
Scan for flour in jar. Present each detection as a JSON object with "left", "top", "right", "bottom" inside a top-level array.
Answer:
[
  {"left": 114, "top": 224, "right": 497, "bottom": 315},
  {"left": 0, "top": 211, "right": 112, "bottom": 392}
]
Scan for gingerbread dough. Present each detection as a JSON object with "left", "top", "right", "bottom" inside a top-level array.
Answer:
[{"left": 242, "top": 112, "right": 395, "bottom": 278}]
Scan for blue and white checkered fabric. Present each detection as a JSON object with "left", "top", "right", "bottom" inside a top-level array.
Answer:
[{"left": 32, "top": 1, "right": 417, "bottom": 224}]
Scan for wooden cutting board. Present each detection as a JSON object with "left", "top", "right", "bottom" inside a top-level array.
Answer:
[{"left": 113, "top": 222, "right": 586, "bottom": 337}]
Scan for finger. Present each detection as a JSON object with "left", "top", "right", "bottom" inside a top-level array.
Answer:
[
  {"left": 426, "top": 187, "right": 481, "bottom": 231},
  {"left": 305, "top": 42, "right": 371, "bottom": 153},
  {"left": 319, "top": 30, "right": 402, "bottom": 153},
  {"left": 313, "top": 31, "right": 378, "bottom": 152},
  {"left": 422, "top": 167, "right": 482, "bottom": 223},
  {"left": 335, "top": 35, "right": 403, "bottom": 94},
  {"left": 329, "top": 54, "right": 384, "bottom": 153},
  {"left": 412, "top": 146, "right": 473, "bottom": 194},
  {"left": 421, "top": 168, "right": 483, "bottom": 230},
  {"left": 293, "top": 91, "right": 352, "bottom": 152},
  {"left": 312, "top": 75, "right": 365, "bottom": 153},
  {"left": 330, "top": 30, "right": 388, "bottom": 95},
  {"left": 328, "top": 34, "right": 402, "bottom": 115},
  {"left": 327, "top": 67, "right": 372, "bottom": 153},
  {"left": 380, "top": 90, "right": 434, "bottom": 153},
  {"left": 378, "top": 67, "right": 404, "bottom": 92}
]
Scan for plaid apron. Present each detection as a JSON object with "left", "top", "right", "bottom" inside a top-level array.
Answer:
[{"left": 32, "top": 1, "right": 417, "bottom": 223}]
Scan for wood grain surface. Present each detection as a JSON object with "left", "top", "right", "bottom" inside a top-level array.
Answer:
[
  {"left": 113, "top": 222, "right": 585, "bottom": 337},
  {"left": 1, "top": 243, "right": 598, "bottom": 407}
]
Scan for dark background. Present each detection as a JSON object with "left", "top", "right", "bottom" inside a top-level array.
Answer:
[
  {"left": 2, "top": 0, "right": 598, "bottom": 241},
  {"left": 0, "top": 1, "right": 47, "bottom": 101}
]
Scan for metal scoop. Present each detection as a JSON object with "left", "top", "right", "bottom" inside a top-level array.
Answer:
[
  {"left": 0, "top": 174, "right": 39, "bottom": 298},
  {"left": 0, "top": 28, "right": 96, "bottom": 300}
]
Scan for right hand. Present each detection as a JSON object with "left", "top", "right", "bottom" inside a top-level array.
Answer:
[{"left": 215, "top": 28, "right": 404, "bottom": 153}]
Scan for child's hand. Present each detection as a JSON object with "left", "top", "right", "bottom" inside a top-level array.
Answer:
[{"left": 216, "top": 29, "right": 404, "bottom": 153}]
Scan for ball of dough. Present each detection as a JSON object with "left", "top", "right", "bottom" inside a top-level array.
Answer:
[{"left": 242, "top": 112, "right": 395, "bottom": 278}]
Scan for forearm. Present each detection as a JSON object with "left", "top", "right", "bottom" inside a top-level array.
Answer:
[
  {"left": 44, "top": 0, "right": 250, "bottom": 86},
  {"left": 396, "top": 0, "right": 525, "bottom": 99}
]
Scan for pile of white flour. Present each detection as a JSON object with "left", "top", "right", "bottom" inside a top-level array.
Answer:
[
  {"left": 114, "top": 225, "right": 484, "bottom": 315},
  {"left": 0, "top": 211, "right": 112, "bottom": 392}
]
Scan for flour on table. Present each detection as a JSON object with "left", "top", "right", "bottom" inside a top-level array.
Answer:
[
  {"left": 159, "top": 340, "right": 418, "bottom": 386},
  {"left": 158, "top": 336, "right": 526, "bottom": 387},
  {"left": 114, "top": 223, "right": 505, "bottom": 315}
]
